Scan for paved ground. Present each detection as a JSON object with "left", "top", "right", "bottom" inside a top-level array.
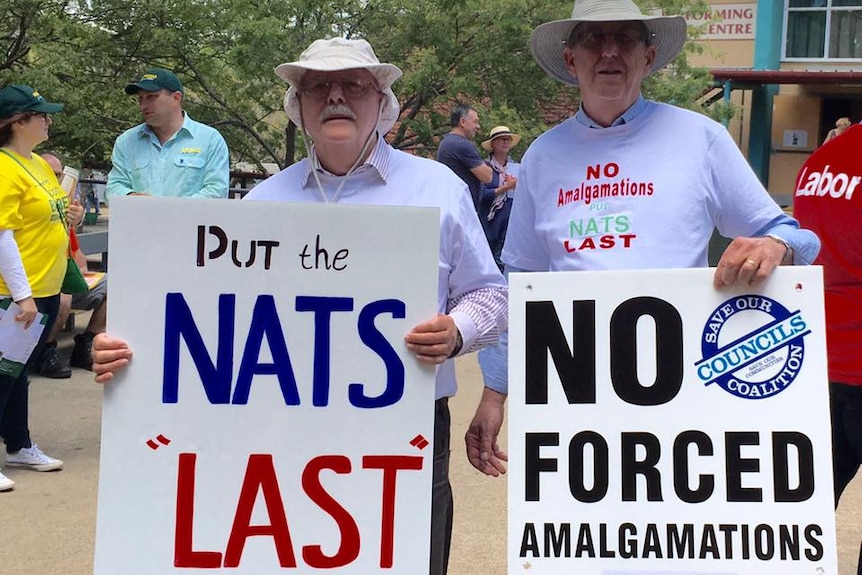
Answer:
[{"left": 2, "top": 337, "right": 861, "bottom": 574}]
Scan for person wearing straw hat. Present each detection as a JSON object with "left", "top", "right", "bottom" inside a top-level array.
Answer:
[
  {"left": 437, "top": 104, "right": 495, "bottom": 211},
  {"left": 478, "top": 125, "right": 521, "bottom": 271},
  {"left": 91, "top": 37, "right": 508, "bottom": 575},
  {"left": 0, "top": 85, "right": 81, "bottom": 490},
  {"left": 465, "top": 0, "right": 821, "bottom": 478},
  {"left": 106, "top": 67, "right": 229, "bottom": 199}
]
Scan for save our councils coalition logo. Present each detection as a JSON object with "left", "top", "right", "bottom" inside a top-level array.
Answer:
[{"left": 695, "top": 295, "right": 811, "bottom": 399}]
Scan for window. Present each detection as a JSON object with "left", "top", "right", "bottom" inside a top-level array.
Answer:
[{"left": 785, "top": 0, "right": 862, "bottom": 59}]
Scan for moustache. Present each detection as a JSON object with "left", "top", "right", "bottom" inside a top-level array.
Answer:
[{"left": 319, "top": 104, "right": 356, "bottom": 122}]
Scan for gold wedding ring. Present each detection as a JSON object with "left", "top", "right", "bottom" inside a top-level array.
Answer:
[{"left": 744, "top": 258, "right": 758, "bottom": 268}]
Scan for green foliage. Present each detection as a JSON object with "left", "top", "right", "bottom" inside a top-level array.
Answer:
[
  {"left": 641, "top": 0, "right": 737, "bottom": 124},
  {"left": 0, "top": 0, "right": 732, "bottom": 171},
  {"left": 365, "top": 0, "right": 569, "bottom": 157},
  {"left": 0, "top": 0, "right": 65, "bottom": 71}
]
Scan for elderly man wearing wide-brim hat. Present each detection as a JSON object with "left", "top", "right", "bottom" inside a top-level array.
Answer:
[
  {"left": 467, "top": 0, "right": 820, "bottom": 476},
  {"left": 244, "top": 37, "right": 508, "bottom": 575},
  {"left": 93, "top": 38, "right": 507, "bottom": 575}
]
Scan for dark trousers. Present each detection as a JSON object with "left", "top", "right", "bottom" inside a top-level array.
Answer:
[
  {"left": 0, "top": 294, "right": 59, "bottom": 453},
  {"left": 830, "top": 382, "right": 862, "bottom": 575},
  {"left": 430, "top": 398, "right": 453, "bottom": 575}
]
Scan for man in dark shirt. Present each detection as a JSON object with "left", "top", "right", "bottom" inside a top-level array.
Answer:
[{"left": 436, "top": 104, "right": 493, "bottom": 210}]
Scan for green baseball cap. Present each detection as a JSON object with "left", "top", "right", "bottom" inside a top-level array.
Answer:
[
  {"left": 0, "top": 85, "right": 64, "bottom": 119},
  {"left": 124, "top": 68, "right": 184, "bottom": 95}
]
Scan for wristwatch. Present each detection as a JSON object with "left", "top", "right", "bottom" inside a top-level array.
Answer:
[
  {"left": 448, "top": 331, "right": 463, "bottom": 358},
  {"left": 766, "top": 234, "right": 794, "bottom": 265}
]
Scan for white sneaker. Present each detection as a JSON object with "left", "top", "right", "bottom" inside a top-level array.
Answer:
[
  {"left": 0, "top": 468, "right": 14, "bottom": 491},
  {"left": 5, "top": 444, "right": 63, "bottom": 472}
]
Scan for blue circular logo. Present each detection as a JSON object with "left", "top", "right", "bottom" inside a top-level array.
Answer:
[{"left": 696, "top": 295, "right": 809, "bottom": 400}]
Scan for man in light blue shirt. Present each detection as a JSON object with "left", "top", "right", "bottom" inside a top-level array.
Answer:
[{"left": 106, "top": 68, "right": 229, "bottom": 199}]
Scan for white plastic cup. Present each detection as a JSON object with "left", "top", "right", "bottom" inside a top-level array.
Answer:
[{"left": 59, "top": 166, "right": 79, "bottom": 198}]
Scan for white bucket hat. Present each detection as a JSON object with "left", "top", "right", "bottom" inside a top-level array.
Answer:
[
  {"left": 275, "top": 37, "right": 403, "bottom": 135},
  {"left": 531, "top": 0, "right": 687, "bottom": 86}
]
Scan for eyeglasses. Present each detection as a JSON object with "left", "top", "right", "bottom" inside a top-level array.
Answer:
[
  {"left": 299, "top": 79, "right": 380, "bottom": 101},
  {"left": 573, "top": 30, "right": 650, "bottom": 51}
]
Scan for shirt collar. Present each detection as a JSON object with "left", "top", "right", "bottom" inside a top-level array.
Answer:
[
  {"left": 137, "top": 111, "right": 192, "bottom": 141},
  {"left": 575, "top": 95, "right": 647, "bottom": 129},
  {"left": 301, "top": 133, "right": 393, "bottom": 187}
]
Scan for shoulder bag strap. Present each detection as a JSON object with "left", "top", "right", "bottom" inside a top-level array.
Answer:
[{"left": 0, "top": 148, "right": 72, "bottom": 245}]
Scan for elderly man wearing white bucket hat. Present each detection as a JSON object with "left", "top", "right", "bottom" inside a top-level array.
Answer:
[
  {"left": 466, "top": 0, "right": 820, "bottom": 476},
  {"left": 93, "top": 37, "right": 507, "bottom": 575},
  {"left": 254, "top": 39, "right": 507, "bottom": 575}
]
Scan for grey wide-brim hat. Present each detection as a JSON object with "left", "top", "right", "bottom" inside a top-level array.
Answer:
[
  {"left": 275, "top": 37, "right": 403, "bottom": 135},
  {"left": 531, "top": 0, "right": 687, "bottom": 86}
]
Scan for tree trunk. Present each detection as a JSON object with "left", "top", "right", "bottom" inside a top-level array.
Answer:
[{"left": 284, "top": 121, "right": 297, "bottom": 168}]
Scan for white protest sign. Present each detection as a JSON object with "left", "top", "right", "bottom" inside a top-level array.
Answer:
[
  {"left": 508, "top": 267, "right": 837, "bottom": 574},
  {"left": 95, "top": 197, "right": 439, "bottom": 574}
]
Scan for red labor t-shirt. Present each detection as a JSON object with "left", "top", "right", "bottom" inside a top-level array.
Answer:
[{"left": 793, "top": 124, "right": 862, "bottom": 385}]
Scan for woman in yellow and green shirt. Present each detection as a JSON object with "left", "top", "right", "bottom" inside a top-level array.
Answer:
[{"left": 0, "top": 84, "right": 83, "bottom": 492}]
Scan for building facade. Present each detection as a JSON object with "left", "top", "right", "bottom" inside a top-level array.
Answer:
[{"left": 688, "top": 0, "right": 862, "bottom": 203}]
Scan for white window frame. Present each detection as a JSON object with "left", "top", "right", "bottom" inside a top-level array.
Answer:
[{"left": 782, "top": 0, "right": 862, "bottom": 61}]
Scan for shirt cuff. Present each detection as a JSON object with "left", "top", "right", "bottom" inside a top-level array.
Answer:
[
  {"left": 446, "top": 286, "right": 507, "bottom": 355},
  {"left": 759, "top": 222, "right": 821, "bottom": 265},
  {"left": 448, "top": 310, "right": 476, "bottom": 358},
  {"left": 478, "top": 331, "right": 509, "bottom": 395}
]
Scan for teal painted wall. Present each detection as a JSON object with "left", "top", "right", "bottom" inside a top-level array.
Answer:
[{"left": 748, "top": 0, "right": 783, "bottom": 183}]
